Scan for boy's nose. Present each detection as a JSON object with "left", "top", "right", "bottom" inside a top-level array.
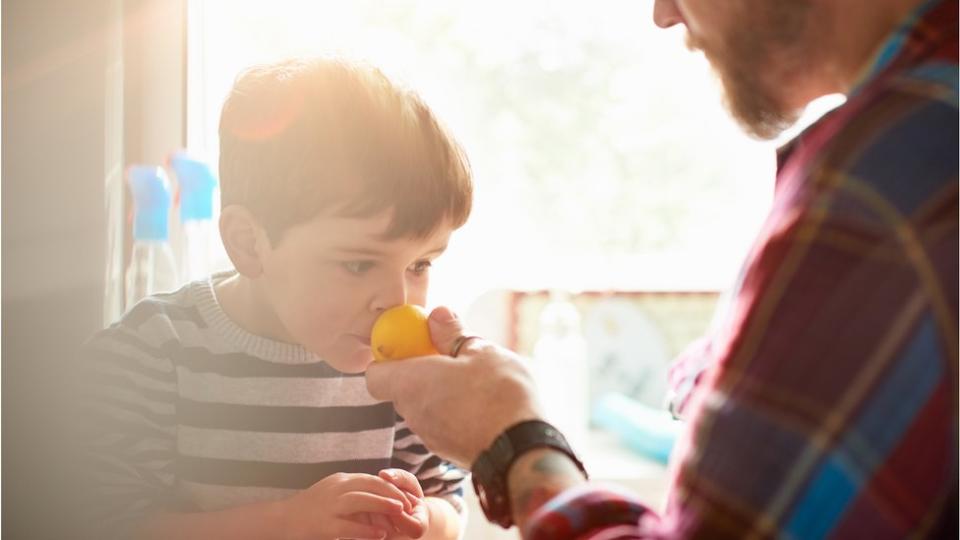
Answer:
[
  {"left": 652, "top": 0, "right": 684, "bottom": 29},
  {"left": 371, "top": 279, "right": 407, "bottom": 312}
]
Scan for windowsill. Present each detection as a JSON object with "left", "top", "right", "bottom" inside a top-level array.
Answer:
[
  {"left": 578, "top": 428, "right": 672, "bottom": 511},
  {"left": 579, "top": 428, "right": 670, "bottom": 481}
]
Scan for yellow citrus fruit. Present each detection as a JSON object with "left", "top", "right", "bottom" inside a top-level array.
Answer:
[{"left": 370, "top": 304, "right": 440, "bottom": 361}]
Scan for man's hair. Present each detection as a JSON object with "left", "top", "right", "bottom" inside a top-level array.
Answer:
[{"left": 218, "top": 57, "right": 472, "bottom": 243}]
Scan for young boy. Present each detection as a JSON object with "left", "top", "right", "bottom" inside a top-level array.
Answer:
[{"left": 79, "top": 58, "right": 473, "bottom": 540}]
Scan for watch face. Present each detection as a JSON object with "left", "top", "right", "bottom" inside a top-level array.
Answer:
[
  {"left": 471, "top": 471, "right": 513, "bottom": 529},
  {"left": 471, "top": 469, "right": 493, "bottom": 515}
]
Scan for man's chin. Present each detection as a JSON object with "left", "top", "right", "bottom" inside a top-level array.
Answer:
[
  {"left": 690, "top": 36, "right": 801, "bottom": 140},
  {"left": 717, "top": 72, "right": 800, "bottom": 140},
  {"left": 684, "top": 32, "right": 701, "bottom": 53},
  {"left": 729, "top": 98, "right": 801, "bottom": 140}
]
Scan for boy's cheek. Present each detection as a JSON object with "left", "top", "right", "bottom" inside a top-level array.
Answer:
[
  {"left": 278, "top": 307, "right": 339, "bottom": 352},
  {"left": 406, "top": 284, "right": 430, "bottom": 307}
]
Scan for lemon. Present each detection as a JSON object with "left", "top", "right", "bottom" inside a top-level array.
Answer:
[{"left": 371, "top": 304, "right": 440, "bottom": 361}]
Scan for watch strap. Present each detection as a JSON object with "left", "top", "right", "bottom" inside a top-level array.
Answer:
[{"left": 470, "top": 419, "right": 587, "bottom": 528}]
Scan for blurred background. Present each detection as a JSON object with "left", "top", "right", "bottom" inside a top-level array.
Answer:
[{"left": 3, "top": 1, "right": 842, "bottom": 538}]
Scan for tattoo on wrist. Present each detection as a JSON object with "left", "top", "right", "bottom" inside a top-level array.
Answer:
[
  {"left": 531, "top": 453, "right": 575, "bottom": 475},
  {"left": 514, "top": 486, "right": 560, "bottom": 520},
  {"left": 510, "top": 450, "right": 585, "bottom": 522}
]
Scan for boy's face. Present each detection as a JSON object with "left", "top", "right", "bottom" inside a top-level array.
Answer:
[{"left": 255, "top": 210, "right": 453, "bottom": 374}]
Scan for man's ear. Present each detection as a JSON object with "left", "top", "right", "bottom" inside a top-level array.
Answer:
[{"left": 219, "top": 206, "right": 269, "bottom": 278}]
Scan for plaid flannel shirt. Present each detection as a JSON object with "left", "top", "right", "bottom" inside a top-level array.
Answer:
[{"left": 525, "top": 1, "right": 958, "bottom": 538}]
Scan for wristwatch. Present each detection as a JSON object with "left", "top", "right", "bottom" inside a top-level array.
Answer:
[{"left": 470, "top": 419, "right": 588, "bottom": 528}]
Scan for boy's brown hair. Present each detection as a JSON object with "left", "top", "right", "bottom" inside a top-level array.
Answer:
[{"left": 218, "top": 58, "right": 472, "bottom": 243}]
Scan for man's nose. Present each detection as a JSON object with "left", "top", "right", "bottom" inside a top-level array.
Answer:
[{"left": 653, "top": 0, "right": 684, "bottom": 29}]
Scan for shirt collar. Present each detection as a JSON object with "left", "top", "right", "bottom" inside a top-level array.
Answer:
[
  {"left": 849, "top": 0, "right": 947, "bottom": 96},
  {"left": 777, "top": 0, "right": 950, "bottom": 170}
]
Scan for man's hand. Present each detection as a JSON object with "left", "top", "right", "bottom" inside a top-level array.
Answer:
[{"left": 365, "top": 306, "right": 544, "bottom": 468}]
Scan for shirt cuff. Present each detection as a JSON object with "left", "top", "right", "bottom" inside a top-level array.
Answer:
[{"left": 522, "top": 484, "right": 651, "bottom": 540}]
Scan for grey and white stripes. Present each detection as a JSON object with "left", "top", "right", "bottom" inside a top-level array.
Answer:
[{"left": 79, "top": 273, "right": 465, "bottom": 539}]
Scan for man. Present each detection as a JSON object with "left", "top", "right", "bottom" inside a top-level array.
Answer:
[{"left": 367, "top": 0, "right": 958, "bottom": 537}]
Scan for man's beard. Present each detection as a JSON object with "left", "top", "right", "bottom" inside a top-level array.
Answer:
[
  {"left": 715, "top": 49, "right": 802, "bottom": 140},
  {"left": 687, "top": 4, "right": 811, "bottom": 140}
]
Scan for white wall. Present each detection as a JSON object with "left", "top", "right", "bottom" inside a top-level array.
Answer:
[
  {"left": 3, "top": 0, "right": 116, "bottom": 537},
  {"left": 2, "top": 1, "right": 185, "bottom": 537}
]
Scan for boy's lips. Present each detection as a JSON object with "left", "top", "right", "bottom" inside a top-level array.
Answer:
[{"left": 349, "top": 334, "right": 372, "bottom": 346}]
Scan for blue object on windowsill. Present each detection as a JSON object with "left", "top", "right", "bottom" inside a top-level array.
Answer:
[
  {"left": 591, "top": 392, "right": 682, "bottom": 464},
  {"left": 128, "top": 165, "right": 172, "bottom": 241},
  {"left": 169, "top": 151, "right": 217, "bottom": 221}
]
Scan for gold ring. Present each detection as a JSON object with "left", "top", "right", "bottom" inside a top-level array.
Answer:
[{"left": 450, "top": 335, "right": 481, "bottom": 357}]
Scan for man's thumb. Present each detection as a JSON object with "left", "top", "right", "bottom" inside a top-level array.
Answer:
[{"left": 428, "top": 306, "right": 465, "bottom": 356}]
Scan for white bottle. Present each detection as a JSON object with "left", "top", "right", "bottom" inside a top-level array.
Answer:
[
  {"left": 531, "top": 290, "right": 590, "bottom": 449},
  {"left": 125, "top": 166, "right": 178, "bottom": 310}
]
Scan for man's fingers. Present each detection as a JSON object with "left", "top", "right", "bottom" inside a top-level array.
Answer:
[
  {"left": 427, "top": 306, "right": 466, "bottom": 356},
  {"left": 366, "top": 356, "right": 454, "bottom": 404},
  {"left": 365, "top": 361, "right": 400, "bottom": 402}
]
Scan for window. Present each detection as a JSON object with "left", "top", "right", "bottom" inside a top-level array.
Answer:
[
  {"left": 184, "top": 2, "right": 846, "bottom": 514},
  {"left": 186, "top": 0, "right": 826, "bottom": 315}
]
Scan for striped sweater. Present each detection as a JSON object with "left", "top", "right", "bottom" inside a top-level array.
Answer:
[{"left": 79, "top": 273, "right": 466, "bottom": 538}]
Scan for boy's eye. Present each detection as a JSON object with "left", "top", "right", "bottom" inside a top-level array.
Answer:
[
  {"left": 342, "top": 261, "right": 374, "bottom": 275},
  {"left": 409, "top": 260, "right": 432, "bottom": 275}
]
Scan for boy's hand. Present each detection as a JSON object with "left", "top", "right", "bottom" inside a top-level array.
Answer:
[
  {"left": 376, "top": 469, "right": 429, "bottom": 539},
  {"left": 279, "top": 472, "right": 413, "bottom": 540}
]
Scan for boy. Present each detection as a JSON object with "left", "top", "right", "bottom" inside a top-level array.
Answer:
[{"left": 79, "top": 58, "right": 473, "bottom": 540}]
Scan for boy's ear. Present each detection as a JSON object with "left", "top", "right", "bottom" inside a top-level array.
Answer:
[{"left": 219, "top": 206, "right": 269, "bottom": 278}]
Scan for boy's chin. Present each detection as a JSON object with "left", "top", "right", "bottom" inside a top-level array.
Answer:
[{"left": 323, "top": 345, "right": 374, "bottom": 374}]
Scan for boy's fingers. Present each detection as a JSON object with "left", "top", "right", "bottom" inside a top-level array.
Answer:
[
  {"left": 374, "top": 470, "right": 427, "bottom": 538},
  {"left": 336, "top": 518, "right": 388, "bottom": 540},
  {"left": 391, "top": 508, "right": 428, "bottom": 539},
  {"left": 338, "top": 492, "right": 406, "bottom": 516},
  {"left": 378, "top": 468, "right": 424, "bottom": 498},
  {"left": 427, "top": 306, "right": 466, "bottom": 356},
  {"left": 367, "top": 512, "right": 398, "bottom": 533},
  {"left": 338, "top": 475, "right": 412, "bottom": 512},
  {"left": 404, "top": 490, "right": 421, "bottom": 509}
]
